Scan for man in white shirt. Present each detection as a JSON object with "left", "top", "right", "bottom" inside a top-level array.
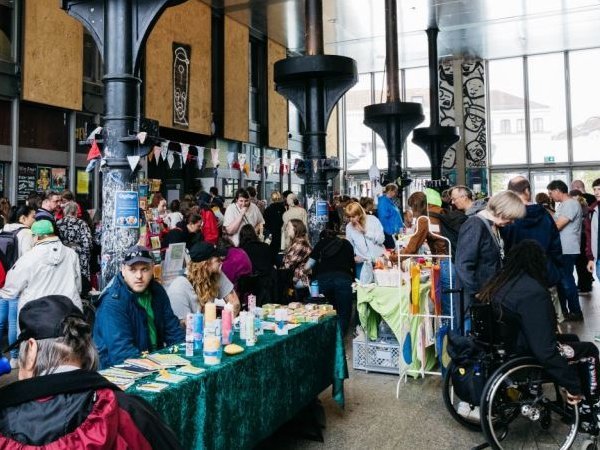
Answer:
[
  {"left": 548, "top": 179, "right": 584, "bottom": 321},
  {"left": 223, "top": 189, "right": 264, "bottom": 246}
]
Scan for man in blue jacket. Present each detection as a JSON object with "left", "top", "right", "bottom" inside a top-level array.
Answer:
[
  {"left": 94, "top": 245, "right": 185, "bottom": 368},
  {"left": 502, "top": 176, "right": 563, "bottom": 288}
]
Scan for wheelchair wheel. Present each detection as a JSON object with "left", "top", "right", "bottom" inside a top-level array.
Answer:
[
  {"left": 442, "top": 361, "right": 481, "bottom": 431},
  {"left": 480, "top": 357, "right": 579, "bottom": 450}
]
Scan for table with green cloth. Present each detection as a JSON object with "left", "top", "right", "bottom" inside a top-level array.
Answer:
[
  {"left": 356, "top": 284, "right": 438, "bottom": 374},
  {"left": 131, "top": 316, "right": 347, "bottom": 450}
]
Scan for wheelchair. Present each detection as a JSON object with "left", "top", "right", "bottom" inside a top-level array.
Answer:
[{"left": 443, "top": 301, "right": 586, "bottom": 450}]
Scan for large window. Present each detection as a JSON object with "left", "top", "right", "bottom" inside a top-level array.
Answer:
[
  {"left": 488, "top": 58, "right": 527, "bottom": 165},
  {"left": 570, "top": 49, "right": 600, "bottom": 162},
  {"left": 405, "top": 67, "right": 430, "bottom": 169},
  {"left": 0, "top": 1, "right": 12, "bottom": 62},
  {"left": 527, "top": 53, "right": 568, "bottom": 164},
  {"left": 345, "top": 74, "right": 373, "bottom": 171}
]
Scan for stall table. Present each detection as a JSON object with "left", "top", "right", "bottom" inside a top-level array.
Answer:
[{"left": 132, "top": 316, "right": 346, "bottom": 450}]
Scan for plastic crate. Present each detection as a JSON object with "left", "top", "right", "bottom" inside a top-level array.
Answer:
[{"left": 352, "top": 335, "right": 401, "bottom": 374}]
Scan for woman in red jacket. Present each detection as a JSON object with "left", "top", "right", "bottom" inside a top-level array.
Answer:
[{"left": 0, "top": 295, "right": 181, "bottom": 450}]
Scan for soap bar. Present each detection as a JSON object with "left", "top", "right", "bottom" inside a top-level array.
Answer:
[{"left": 224, "top": 344, "right": 244, "bottom": 355}]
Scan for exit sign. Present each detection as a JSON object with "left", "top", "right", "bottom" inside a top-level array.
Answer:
[{"left": 544, "top": 156, "right": 556, "bottom": 163}]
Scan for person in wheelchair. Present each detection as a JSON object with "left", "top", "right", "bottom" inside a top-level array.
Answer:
[{"left": 478, "top": 239, "right": 599, "bottom": 409}]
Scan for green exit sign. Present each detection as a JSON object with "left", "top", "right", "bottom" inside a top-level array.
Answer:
[{"left": 544, "top": 156, "right": 556, "bottom": 163}]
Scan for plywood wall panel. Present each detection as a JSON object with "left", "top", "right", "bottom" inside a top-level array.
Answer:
[
  {"left": 22, "top": 1, "right": 83, "bottom": 110},
  {"left": 223, "top": 17, "right": 249, "bottom": 143},
  {"left": 145, "top": 0, "right": 211, "bottom": 135},
  {"left": 267, "top": 39, "right": 288, "bottom": 149}
]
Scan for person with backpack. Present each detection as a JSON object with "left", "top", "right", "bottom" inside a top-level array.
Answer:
[
  {"left": 0, "top": 220, "right": 82, "bottom": 316},
  {"left": 449, "top": 185, "right": 487, "bottom": 216},
  {"left": 2, "top": 205, "right": 35, "bottom": 260}
]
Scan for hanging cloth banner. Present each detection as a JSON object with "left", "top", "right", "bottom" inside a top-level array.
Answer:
[
  {"left": 153, "top": 146, "right": 161, "bottom": 166},
  {"left": 160, "top": 141, "right": 169, "bottom": 161},
  {"left": 87, "top": 139, "right": 102, "bottom": 161},
  {"left": 411, "top": 263, "right": 421, "bottom": 315},
  {"left": 127, "top": 155, "right": 140, "bottom": 172},
  {"left": 180, "top": 143, "right": 190, "bottom": 163},
  {"left": 211, "top": 148, "right": 220, "bottom": 167}
]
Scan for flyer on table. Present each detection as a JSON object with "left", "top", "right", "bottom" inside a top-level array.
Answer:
[{"left": 115, "top": 191, "right": 140, "bottom": 228}]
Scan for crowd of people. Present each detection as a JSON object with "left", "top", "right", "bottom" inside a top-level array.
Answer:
[{"left": 0, "top": 177, "right": 600, "bottom": 445}]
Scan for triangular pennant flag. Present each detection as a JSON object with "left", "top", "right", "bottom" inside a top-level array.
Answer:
[
  {"left": 238, "top": 153, "right": 246, "bottom": 167},
  {"left": 136, "top": 131, "right": 147, "bottom": 144},
  {"left": 86, "top": 126, "right": 102, "bottom": 142},
  {"left": 227, "top": 152, "right": 235, "bottom": 168},
  {"left": 127, "top": 155, "right": 140, "bottom": 171},
  {"left": 167, "top": 151, "right": 175, "bottom": 168},
  {"left": 85, "top": 159, "right": 98, "bottom": 173},
  {"left": 153, "top": 146, "right": 161, "bottom": 166},
  {"left": 243, "top": 162, "right": 250, "bottom": 176},
  {"left": 87, "top": 139, "right": 101, "bottom": 161},
  {"left": 181, "top": 143, "right": 190, "bottom": 163},
  {"left": 148, "top": 150, "right": 154, "bottom": 162},
  {"left": 160, "top": 141, "right": 169, "bottom": 161}
]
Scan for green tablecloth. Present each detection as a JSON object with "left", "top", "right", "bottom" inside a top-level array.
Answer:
[{"left": 132, "top": 316, "right": 347, "bottom": 450}]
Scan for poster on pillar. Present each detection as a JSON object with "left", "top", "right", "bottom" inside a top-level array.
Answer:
[
  {"left": 173, "top": 43, "right": 191, "bottom": 127},
  {"left": 462, "top": 61, "right": 487, "bottom": 168},
  {"left": 114, "top": 191, "right": 140, "bottom": 228}
]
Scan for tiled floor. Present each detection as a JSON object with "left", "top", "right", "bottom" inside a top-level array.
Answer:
[{"left": 274, "top": 285, "right": 600, "bottom": 450}]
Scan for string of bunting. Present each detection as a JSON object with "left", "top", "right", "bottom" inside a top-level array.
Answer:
[{"left": 84, "top": 127, "right": 339, "bottom": 177}]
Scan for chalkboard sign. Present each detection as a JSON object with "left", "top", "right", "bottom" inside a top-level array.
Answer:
[{"left": 18, "top": 164, "right": 37, "bottom": 203}]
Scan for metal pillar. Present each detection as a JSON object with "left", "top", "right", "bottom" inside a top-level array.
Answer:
[
  {"left": 62, "top": 0, "right": 185, "bottom": 286},
  {"left": 412, "top": 28, "right": 460, "bottom": 189},
  {"left": 274, "top": 0, "right": 357, "bottom": 244},
  {"left": 363, "top": 0, "right": 424, "bottom": 200}
]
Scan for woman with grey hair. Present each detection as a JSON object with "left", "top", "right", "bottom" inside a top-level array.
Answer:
[
  {"left": 57, "top": 201, "right": 93, "bottom": 289},
  {"left": 455, "top": 190, "right": 526, "bottom": 331},
  {"left": 0, "top": 295, "right": 182, "bottom": 449}
]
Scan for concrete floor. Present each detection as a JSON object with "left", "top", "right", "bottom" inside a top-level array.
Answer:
[
  {"left": 1, "top": 286, "right": 598, "bottom": 450},
  {"left": 273, "top": 287, "right": 600, "bottom": 450}
]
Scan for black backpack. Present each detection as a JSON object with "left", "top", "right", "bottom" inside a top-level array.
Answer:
[
  {"left": 429, "top": 211, "right": 467, "bottom": 261},
  {"left": 0, "top": 228, "right": 23, "bottom": 272}
]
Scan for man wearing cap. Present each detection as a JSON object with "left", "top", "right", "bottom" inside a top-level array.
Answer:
[
  {"left": 0, "top": 219, "right": 82, "bottom": 313},
  {"left": 93, "top": 245, "right": 184, "bottom": 368},
  {"left": 0, "top": 295, "right": 182, "bottom": 449}
]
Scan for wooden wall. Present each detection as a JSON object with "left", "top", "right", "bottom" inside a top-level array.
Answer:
[
  {"left": 145, "top": 0, "right": 212, "bottom": 135},
  {"left": 223, "top": 17, "right": 249, "bottom": 143},
  {"left": 267, "top": 39, "right": 288, "bottom": 149},
  {"left": 22, "top": 1, "right": 83, "bottom": 110}
]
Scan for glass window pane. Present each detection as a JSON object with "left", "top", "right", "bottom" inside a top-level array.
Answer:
[
  {"left": 571, "top": 169, "right": 600, "bottom": 198},
  {"left": 528, "top": 54, "right": 568, "bottom": 164},
  {"left": 531, "top": 170, "right": 569, "bottom": 198},
  {"left": 345, "top": 74, "right": 373, "bottom": 172},
  {"left": 0, "top": 4, "right": 12, "bottom": 62},
  {"left": 490, "top": 171, "right": 527, "bottom": 195},
  {"left": 570, "top": 49, "right": 600, "bottom": 162},
  {"left": 488, "top": 58, "right": 527, "bottom": 165},
  {"left": 405, "top": 67, "right": 430, "bottom": 169}
]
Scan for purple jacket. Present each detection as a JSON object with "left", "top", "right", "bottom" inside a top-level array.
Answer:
[{"left": 221, "top": 247, "right": 252, "bottom": 288}]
